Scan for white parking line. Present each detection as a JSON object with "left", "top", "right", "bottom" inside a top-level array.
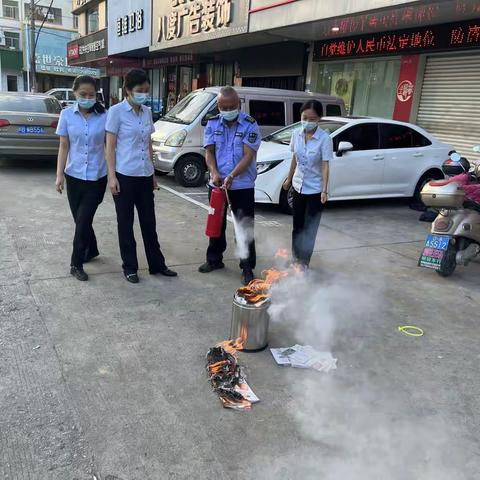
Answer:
[{"left": 159, "top": 184, "right": 232, "bottom": 223}]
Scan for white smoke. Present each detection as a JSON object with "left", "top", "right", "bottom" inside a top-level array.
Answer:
[
  {"left": 248, "top": 268, "right": 474, "bottom": 479},
  {"left": 230, "top": 212, "right": 254, "bottom": 261}
]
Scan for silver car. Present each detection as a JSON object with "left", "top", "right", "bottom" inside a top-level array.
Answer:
[{"left": 0, "top": 92, "right": 61, "bottom": 158}]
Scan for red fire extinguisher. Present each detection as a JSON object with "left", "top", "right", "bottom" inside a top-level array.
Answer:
[{"left": 206, "top": 188, "right": 227, "bottom": 238}]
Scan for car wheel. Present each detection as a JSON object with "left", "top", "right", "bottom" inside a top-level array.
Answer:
[
  {"left": 411, "top": 170, "right": 443, "bottom": 210},
  {"left": 279, "top": 186, "right": 294, "bottom": 215},
  {"left": 436, "top": 243, "right": 457, "bottom": 277},
  {"left": 154, "top": 170, "right": 168, "bottom": 176},
  {"left": 174, "top": 156, "right": 206, "bottom": 187}
]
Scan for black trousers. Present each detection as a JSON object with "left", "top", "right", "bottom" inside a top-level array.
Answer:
[
  {"left": 66, "top": 174, "right": 107, "bottom": 268},
  {"left": 113, "top": 173, "right": 166, "bottom": 275},
  {"left": 207, "top": 187, "right": 256, "bottom": 270},
  {"left": 292, "top": 190, "right": 324, "bottom": 266}
]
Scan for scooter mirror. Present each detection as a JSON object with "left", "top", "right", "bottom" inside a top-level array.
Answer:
[
  {"left": 473, "top": 145, "right": 480, "bottom": 153},
  {"left": 450, "top": 152, "right": 462, "bottom": 162}
]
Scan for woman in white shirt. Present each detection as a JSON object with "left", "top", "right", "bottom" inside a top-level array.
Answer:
[
  {"left": 105, "top": 69, "right": 176, "bottom": 283},
  {"left": 55, "top": 75, "right": 107, "bottom": 281},
  {"left": 283, "top": 100, "right": 333, "bottom": 267}
]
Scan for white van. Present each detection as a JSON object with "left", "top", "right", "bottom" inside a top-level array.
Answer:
[
  {"left": 152, "top": 86, "right": 346, "bottom": 187},
  {"left": 45, "top": 88, "right": 106, "bottom": 109}
]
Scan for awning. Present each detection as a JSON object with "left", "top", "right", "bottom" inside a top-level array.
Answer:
[{"left": 0, "top": 49, "right": 23, "bottom": 71}]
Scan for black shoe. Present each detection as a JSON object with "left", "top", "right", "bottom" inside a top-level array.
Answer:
[
  {"left": 242, "top": 268, "right": 254, "bottom": 286},
  {"left": 151, "top": 268, "right": 178, "bottom": 277},
  {"left": 124, "top": 272, "right": 139, "bottom": 284},
  {"left": 198, "top": 261, "right": 225, "bottom": 273},
  {"left": 70, "top": 266, "right": 88, "bottom": 281}
]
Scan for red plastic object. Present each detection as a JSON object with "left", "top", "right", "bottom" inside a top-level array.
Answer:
[{"left": 206, "top": 188, "right": 226, "bottom": 238}]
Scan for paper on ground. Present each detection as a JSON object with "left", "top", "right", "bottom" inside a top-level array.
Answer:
[
  {"left": 270, "top": 345, "right": 337, "bottom": 373},
  {"left": 235, "top": 380, "right": 260, "bottom": 403}
]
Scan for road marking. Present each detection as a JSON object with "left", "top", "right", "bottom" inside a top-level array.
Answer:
[
  {"left": 183, "top": 192, "right": 209, "bottom": 196},
  {"left": 159, "top": 184, "right": 232, "bottom": 223}
]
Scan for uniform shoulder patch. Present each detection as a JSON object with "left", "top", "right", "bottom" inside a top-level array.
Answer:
[
  {"left": 244, "top": 115, "right": 256, "bottom": 124},
  {"left": 248, "top": 132, "right": 258, "bottom": 143}
]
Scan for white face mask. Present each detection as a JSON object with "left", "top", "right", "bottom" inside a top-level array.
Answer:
[{"left": 220, "top": 109, "right": 239, "bottom": 121}]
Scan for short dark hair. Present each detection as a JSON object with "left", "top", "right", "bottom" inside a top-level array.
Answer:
[
  {"left": 300, "top": 99, "right": 323, "bottom": 118},
  {"left": 71, "top": 75, "right": 105, "bottom": 114},
  {"left": 123, "top": 69, "right": 150, "bottom": 92}
]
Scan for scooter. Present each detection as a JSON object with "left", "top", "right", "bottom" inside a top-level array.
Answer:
[{"left": 418, "top": 148, "right": 480, "bottom": 277}]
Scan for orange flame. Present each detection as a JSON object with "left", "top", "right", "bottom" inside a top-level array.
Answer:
[
  {"left": 275, "top": 248, "right": 289, "bottom": 259},
  {"left": 236, "top": 268, "right": 289, "bottom": 305}
]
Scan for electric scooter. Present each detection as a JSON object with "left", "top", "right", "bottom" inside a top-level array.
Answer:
[{"left": 418, "top": 148, "right": 480, "bottom": 277}]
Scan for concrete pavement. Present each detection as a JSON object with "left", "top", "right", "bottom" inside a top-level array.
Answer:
[{"left": 1, "top": 159, "right": 479, "bottom": 479}]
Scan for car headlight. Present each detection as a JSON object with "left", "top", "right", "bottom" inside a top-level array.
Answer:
[
  {"left": 165, "top": 130, "right": 187, "bottom": 147},
  {"left": 257, "top": 160, "right": 283, "bottom": 174},
  {"left": 152, "top": 139, "right": 162, "bottom": 149}
]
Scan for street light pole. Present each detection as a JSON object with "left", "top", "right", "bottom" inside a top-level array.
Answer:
[{"left": 29, "top": 0, "right": 37, "bottom": 92}]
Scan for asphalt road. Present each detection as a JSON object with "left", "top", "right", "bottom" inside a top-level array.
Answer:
[{"left": 1, "top": 158, "right": 479, "bottom": 480}]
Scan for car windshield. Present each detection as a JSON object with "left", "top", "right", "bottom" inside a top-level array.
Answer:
[
  {"left": 0, "top": 96, "right": 61, "bottom": 114},
  {"left": 162, "top": 90, "right": 216, "bottom": 125},
  {"left": 264, "top": 120, "right": 346, "bottom": 145}
]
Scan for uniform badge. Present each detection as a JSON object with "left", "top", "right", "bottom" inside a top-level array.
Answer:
[{"left": 248, "top": 132, "right": 258, "bottom": 143}]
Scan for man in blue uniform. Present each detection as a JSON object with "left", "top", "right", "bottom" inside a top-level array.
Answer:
[{"left": 199, "top": 86, "right": 261, "bottom": 285}]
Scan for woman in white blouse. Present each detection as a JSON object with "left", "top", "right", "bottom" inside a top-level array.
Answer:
[{"left": 283, "top": 100, "right": 333, "bottom": 268}]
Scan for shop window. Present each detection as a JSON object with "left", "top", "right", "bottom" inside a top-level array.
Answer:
[
  {"left": 4, "top": 31, "right": 20, "bottom": 50},
  {"left": 3, "top": 0, "right": 19, "bottom": 19},
  {"left": 326, "top": 104, "right": 342, "bottom": 116},
  {"left": 335, "top": 123, "right": 379, "bottom": 151},
  {"left": 87, "top": 7, "right": 99, "bottom": 34},
  {"left": 249, "top": 100, "right": 285, "bottom": 127},
  {"left": 73, "top": 14, "right": 79, "bottom": 30},
  {"left": 380, "top": 124, "right": 432, "bottom": 149},
  {"left": 7, "top": 75, "right": 18, "bottom": 92}
]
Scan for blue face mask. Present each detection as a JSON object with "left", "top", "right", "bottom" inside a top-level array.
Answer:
[
  {"left": 220, "top": 109, "right": 239, "bottom": 122},
  {"left": 301, "top": 120, "right": 318, "bottom": 132},
  {"left": 132, "top": 93, "right": 148, "bottom": 105},
  {"left": 77, "top": 98, "right": 96, "bottom": 109}
]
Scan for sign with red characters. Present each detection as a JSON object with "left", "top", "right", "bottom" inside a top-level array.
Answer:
[{"left": 314, "top": 19, "right": 480, "bottom": 60}]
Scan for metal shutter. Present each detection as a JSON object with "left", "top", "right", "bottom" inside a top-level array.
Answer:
[{"left": 417, "top": 54, "right": 480, "bottom": 163}]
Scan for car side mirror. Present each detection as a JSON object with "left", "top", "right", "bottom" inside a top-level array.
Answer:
[
  {"left": 61, "top": 101, "right": 68, "bottom": 108},
  {"left": 337, "top": 141, "right": 353, "bottom": 157},
  {"left": 201, "top": 112, "right": 218, "bottom": 127}
]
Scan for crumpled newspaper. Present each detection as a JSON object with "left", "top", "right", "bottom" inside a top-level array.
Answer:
[{"left": 270, "top": 345, "right": 337, "bottom": 373}]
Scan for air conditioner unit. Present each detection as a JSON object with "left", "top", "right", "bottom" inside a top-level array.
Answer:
[
  {"left": 47, "top": 13, "right": 55, "bottom": 20},
  {"left": 0, "top": 32, "right": 6, "bottom": 47}
]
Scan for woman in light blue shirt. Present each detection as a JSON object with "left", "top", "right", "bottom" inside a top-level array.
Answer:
[
  {"left": 105, "top": 69, "right": 176, "bottom": 283},
  {"left": 283, "top": 100, "right": 333, "bottom": 267},
  {"left": 55, "top": 75, "right": 107, "bottom": 281}
]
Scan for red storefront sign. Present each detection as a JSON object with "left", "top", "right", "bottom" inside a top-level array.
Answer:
[
  {"left": 392, "top": 55, "right": 420, "bottom": 122},
  {"left": 67, "top": 44, "right": 80, "bottom": 60}
]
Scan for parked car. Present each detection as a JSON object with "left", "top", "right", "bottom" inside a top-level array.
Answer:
[
  {"left": 0, "top": 92, "right": 62, "bottom": 159},
  {"left": 45, "top": 88, "right": 105, "bottom": 108},
  {"left": 152, "top": 87, "right": 346, "bottom": 187},
  {"left": 255, "top": 117, "right": 453, "bottom": 213}
]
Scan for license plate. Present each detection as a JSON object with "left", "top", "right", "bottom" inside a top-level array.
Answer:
[
  {"left": 17, "top": 126, "right": 45, "bottom": 135},
  {"left": 418, "top": 234, "right": 451, "bottom": 270}
]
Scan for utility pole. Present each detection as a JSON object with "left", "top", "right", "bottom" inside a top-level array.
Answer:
[{"left": 29, "top": 0, "right": 37, "bottom": 92}]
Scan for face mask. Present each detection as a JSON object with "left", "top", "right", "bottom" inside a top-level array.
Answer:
[
  {"left": 301, "top": 120, "right": 317, "bottom": 132},
  {"left": 77, "top": 98, "right": 96, "bottom": 109},
  {"left": 131, "top": 93, "right": 148, "bottom": 105},
  {"left": 220, "top": 109, "right": 239, "bottom": 122}
]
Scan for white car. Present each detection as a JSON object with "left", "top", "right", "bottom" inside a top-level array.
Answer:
[{"left": 255, "top": 117, "right": 454, "bottom": 213}]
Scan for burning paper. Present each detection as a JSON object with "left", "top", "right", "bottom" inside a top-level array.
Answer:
[
  {"left": 270, "top": 345, "right": 337, "bottom": 373},
  {"left": 206, "top": 339, "right": 260, "bottom": 411},
  {"left": 236, "top": 269, "right": 289, "bottom": 305}
]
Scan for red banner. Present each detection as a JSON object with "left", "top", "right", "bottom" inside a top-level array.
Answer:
[{"left": 393, "top": 55, "right": 420, "bottom": 122}]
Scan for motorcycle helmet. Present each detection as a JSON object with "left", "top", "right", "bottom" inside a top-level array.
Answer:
[{"left": 442, "top": 152, "right": 470, "bottom": 176}]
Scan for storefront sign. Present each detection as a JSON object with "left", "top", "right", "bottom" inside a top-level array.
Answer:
[
  {"left": 393, "top": 55, "right": 420, "bottom": 122},
  {"left": 107, "top": 0, "right": 151, "bottom": 56},
  {"left": 314, "top": 19, "right": 480, "bottom": 60},
  {"left": 317, "top": 0, "right": 480, "bottom": 40},
  {"left": 116, "top": 9, "right": 144, "bottom": 37},
  {"left": 25, "top": 27, "right": 99, "bottom": 77},
  {"left": 151, "top": 0, "right": 249, "bottom": 51},
  {"left": 144, "top": 53, "right": 196, "bottom": 68},
  {"left": 67, "top": 29, "right": 107, "bottom": 66}
]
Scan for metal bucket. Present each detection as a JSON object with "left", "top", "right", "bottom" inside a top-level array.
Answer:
[{"left": 230, "top": 296, "right": 270, "bottom": 352}]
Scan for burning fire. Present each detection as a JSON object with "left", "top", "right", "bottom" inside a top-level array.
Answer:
[
  {"left": 275, "top": 248, "right": 289, "bottom": 259},
  {"left": 236, "top": 268, "right": 289, "bottom": 304}
]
